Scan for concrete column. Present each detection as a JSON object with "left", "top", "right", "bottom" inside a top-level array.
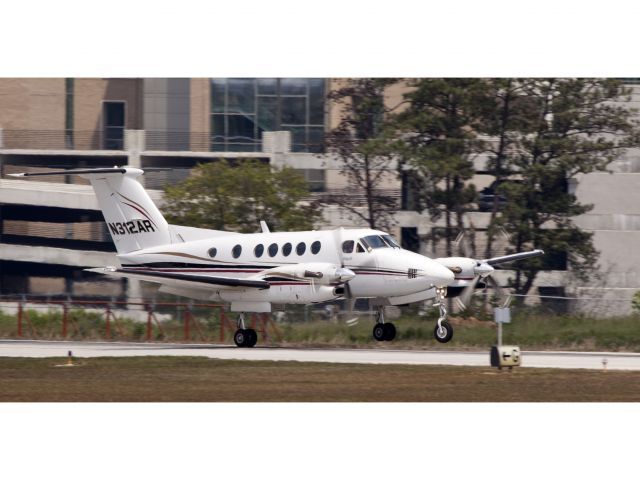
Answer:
[
  {"left": 126, "top": 278, "right": 144, "bottom": 309},
  {"left": 263, "top": 131, "right": 291, "bottom": 167},
  {"left": 125, "top": 129, "right": 145, "bottom": 169}
]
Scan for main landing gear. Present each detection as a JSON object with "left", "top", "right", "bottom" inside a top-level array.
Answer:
[
  {"left": 372, "top": 307, "right": 396, "bottom": 342},
  {"left": 234, "top": 313, "right": 257, "bottom": 348},
  {"left": 433, "top": 287, "right": 453, "bottom": 343}
]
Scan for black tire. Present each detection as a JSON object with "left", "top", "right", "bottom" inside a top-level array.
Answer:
[
  {"left": 234, "top": 329, "right": 248, "bottom": 347},
  {"left": 373, "top": 324, "right": 386, "bottom": 341},
  {"left": 434, "top": 321, "right": 453, "bottom": 343},
  {"left": 245, "top": 329, "right": 258, "bottom": 348},
  {"left": 383, "top": 322, "right": 396, "bottom": 341}
]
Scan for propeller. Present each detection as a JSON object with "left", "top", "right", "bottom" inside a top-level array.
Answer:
[
  {"left": 333, "top": 227, "right": 359, "bottom": 322},
  {"left": 439, "top": 246, "right": 544, "bottom": 311}
]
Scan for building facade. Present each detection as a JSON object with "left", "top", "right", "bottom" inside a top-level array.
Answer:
[{"left": 0, "top": 78, "right": 639, "bottom": 314}]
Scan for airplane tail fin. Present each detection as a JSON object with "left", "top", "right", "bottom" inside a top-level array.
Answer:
[{"left": 9, "top": 167, "right": 171, "bottom": 254}]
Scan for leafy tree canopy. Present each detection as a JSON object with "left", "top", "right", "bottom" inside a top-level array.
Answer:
[{"left": 163, "top": 160, "right": 320, "bottom": 233}]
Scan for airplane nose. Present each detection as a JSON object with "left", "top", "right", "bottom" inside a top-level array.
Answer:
[{"left": 428, "top": 261, "right": 455, "bottom": 288}]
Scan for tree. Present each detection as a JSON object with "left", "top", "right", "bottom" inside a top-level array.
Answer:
[
  {"left": 473, "top": 78, "right": 536, "bottom": 259},
  {"left": 162, "top": 160, "right": 320, "bottom": 233},
  {"left": 323, "top": 78, "right": 401, "bottom": 230},
  {"left": 479, "top": 78, "right": 640, "bottom": 295},
  {"left": 392, "top": 78, "right": 488, "bottom": 256}
]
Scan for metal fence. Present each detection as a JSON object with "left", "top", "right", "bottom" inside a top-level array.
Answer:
[{"left": 0, "top": 297, "right": 283, "bottom": 344}]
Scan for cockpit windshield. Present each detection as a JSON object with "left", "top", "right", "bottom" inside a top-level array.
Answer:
[
  {"left": 382, "top": 235, "right": 401, "bottom": 248},
  {"left": 361, "top": 235, "right": 390, "bottom": 250}
]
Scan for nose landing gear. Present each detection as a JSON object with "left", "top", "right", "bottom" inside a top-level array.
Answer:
[
  {"left": 372, "top": 307, "right": 396, "bottom": 341},
  {"left": 234, "top": 313, "right": 258, "bottom": 348},
  {"left": 433, "top": 287, "right": 454, "bottom": 343}
]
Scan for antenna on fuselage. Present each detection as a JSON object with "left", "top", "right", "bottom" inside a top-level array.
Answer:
[{"left": 260, "top": 220, "right": 271, "bottom": 233}]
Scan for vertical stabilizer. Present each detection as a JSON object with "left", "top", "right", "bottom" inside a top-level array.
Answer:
[
  {"left": 86, "top": 169, "right": 171, "bottom": 253},
  {"left": 8, "top": 167, "right": 171, "bottom": 254}
]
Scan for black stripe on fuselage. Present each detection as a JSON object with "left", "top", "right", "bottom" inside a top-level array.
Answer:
[
  {"left": 121, "top": 263, "right": 409, "bottom": 276},
  {"left": 116, "top": 269, "right": 270, "bottom": 289},
  {"left": 121, "top": 262, "right": 275, "bottom": 270}
]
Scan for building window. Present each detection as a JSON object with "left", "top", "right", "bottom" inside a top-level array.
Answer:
[
  {"left": 401, "top": 227, "right": 420, "bottom": 253},
  {"left": 211, "top": 78, "right": 326, "bottom": 153},
  {"left": 299, "top": 169, "right": 326, "bottom": 192},
  {"left": 65, "top": 78, "right": 74, "bottom": 149},
  {"left": 103, "top": 101, "right": 125, "bottom": 150}
]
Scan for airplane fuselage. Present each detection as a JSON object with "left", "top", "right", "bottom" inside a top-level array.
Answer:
[{"left": 117, "top": 228, "right": 454, "bottom": 311}]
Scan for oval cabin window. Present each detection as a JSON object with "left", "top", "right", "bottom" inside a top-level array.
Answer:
[
  {"left": 232, "top": 244, "right": 242, "bottom": 258},
  {"left": 254, "top": 244, "right": 264, "bottom": 257},
  {"left": 296, "top": 242, "right": 306, "bottom": 255},
  {"left": 268, "top": 243, "right": 278, "bottom": 257},
  {"left": 208, "top": 247, "right": 217, "bottom": 258},
  {"left": 311, "top": 241, "right": 321, "bottom": 254},
  {"left": 282, "top": 242, "right": 292, "bottom": 256}
]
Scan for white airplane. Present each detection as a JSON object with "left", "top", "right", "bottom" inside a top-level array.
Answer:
[{"left": 8, "top": 167, "right": 543, "bottom": 347}]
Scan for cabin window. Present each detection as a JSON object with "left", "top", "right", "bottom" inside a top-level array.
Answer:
[
  {"left": 296, "top": 242, "right": 306, "bottom": 255},
  {"left": 232, "top": 244, "right": 242, "bottom": 258},
  {"left": 311, "top": 241, "right": 321, "bottom": 254},
  {"left": 207, "top": 247, "right": 217, "bottom": 258},
  {"left": 254, "top": 244, "right": 264, "bottom": 257},
  {"left": 356, "top": 242, "right": 365, "bottom": 253},
  {"left": 268, "top": 243, "right": 278, "bottom": 257},
  {"left": 282, "top": 242, "right": 292, "bottom": 256},
  {"left": 342, "top": 240, "right": 354, "bottom": 253}
]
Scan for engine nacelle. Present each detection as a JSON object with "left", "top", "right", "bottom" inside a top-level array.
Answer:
[
  {"left": 218, "top": 284, "right": 343, "bottom": 305},
  {"left": 263, "top": 262, "right": 355, "bottom": 285}
]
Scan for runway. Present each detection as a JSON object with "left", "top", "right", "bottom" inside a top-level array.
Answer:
[{"left": 2, "top": 339, "right": 640, "bottom": 370}]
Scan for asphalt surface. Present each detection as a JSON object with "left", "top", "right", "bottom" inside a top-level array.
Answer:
[{"left": 1, "top": 339, "right": 640, "bottom": 370}]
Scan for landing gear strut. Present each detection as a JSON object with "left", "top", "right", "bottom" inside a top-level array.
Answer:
[
  {"left": 372, "top": 307, "right": 396, "bottom": 342},
  {"left": 234, "top": 313, "right": 257, "bottom": 348},
  {"left": 433, "top": 287, "right": 453, "bottom": 343}
]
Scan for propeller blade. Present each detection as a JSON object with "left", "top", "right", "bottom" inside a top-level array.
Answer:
[
  {"left": 486, "top": 275, "right": 506, "bottom": 306},
  {"left": 458, "top": 275, "right": 481, "bottom": 309},
  {"left": 454, "top": 230, "right": 471, "bottom": 257},
  {"left": 454, "top": 296, "right": 467, "bottom": 311}
]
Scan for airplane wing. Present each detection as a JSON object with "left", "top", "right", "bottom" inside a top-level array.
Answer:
[
  {"left": 482, "top": 249, "right": 545, "bottom": 266},
  {"left": 85, "top": 267, "right": 270, "bottom": 290}
]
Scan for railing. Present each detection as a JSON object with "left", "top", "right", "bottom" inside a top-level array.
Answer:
[
  {"left": 0, "top": 296, "right": 283, "bottom": 344},
  {"left": 0, "top": 129, "right": 323, "bottom": 154},
  {"left": 312, "top": 187, "right": 402, "bottom": 207}
]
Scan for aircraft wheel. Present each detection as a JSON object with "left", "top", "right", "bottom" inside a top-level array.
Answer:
[
  {"left": 245, "top": 329, "right": 258, "bottom": 348},
  {"left": 234, "top": 329, "right": 248, "bottom": 347},
  {"left": 434, "top": 321, "right": 453, "bottom": 343},
  {"left": 383, "top": 322, "right": 396, "bottom": 341},
  {"left": 373, "top": 324, "right": 386, "bottom": 341}
]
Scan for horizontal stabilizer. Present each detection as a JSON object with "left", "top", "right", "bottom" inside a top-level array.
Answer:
[{"left": 7, "top": 168, "right": 128, "bottom": 177}]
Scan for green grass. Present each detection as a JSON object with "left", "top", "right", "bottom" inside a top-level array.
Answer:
[
  {"left": 1, "top": 356, "right": 640, "bottom": 401},
  {"left": 2, "top": 306, "right": 640, "bottom": 351}
]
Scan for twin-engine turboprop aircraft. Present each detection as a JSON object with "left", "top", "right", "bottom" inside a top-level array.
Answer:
[{"left": 8, "top": 167, "right": 543, "bottom": 347}]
